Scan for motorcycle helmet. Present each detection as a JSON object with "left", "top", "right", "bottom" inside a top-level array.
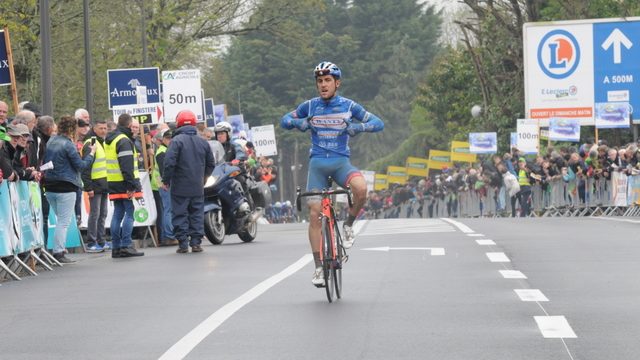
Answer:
[
  {"left": 214, "top": 121, "right": 232, "bottom": 134},
  {"left": 314, "top": 61, "right": 341, "bottom": 79},
  {"left": 176, "top": 110, "right": 197, "bottom": 127}
]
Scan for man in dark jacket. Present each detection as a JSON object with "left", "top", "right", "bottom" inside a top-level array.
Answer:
[
  {"left": 81, "top": 119, "right": 109, "bottom": 252},
  {"left": 162, "top": 110, "right": 215, "bottom": 253},
  {"left": 105, "top": 114, "right": 144, "bottom": 258}
]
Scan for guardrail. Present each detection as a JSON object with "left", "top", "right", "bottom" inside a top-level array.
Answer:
[{"left": 370, "top": 172, "right": 640, "bottom": 219}]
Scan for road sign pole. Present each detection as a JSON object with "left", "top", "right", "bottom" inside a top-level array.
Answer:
[{"left": 3, "top": 27, "right": 19, "bottom": 114}]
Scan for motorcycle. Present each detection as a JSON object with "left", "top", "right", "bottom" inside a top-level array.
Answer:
[{"left": 203, "top": 161, "right": 269, "bottom": 245}]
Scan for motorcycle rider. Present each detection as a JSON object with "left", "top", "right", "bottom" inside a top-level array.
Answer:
[{"left": 212, "top": 121, "right": 246, "bottom": 162}]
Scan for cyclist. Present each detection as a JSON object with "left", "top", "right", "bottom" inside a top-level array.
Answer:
[{"left": 281, "top": 61, "right": 384, "bottom": 286}]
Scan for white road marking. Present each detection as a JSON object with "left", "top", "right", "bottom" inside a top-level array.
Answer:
[
  {"left": 440, "top": 218, "right": 474, "bottom": 233},
  {"left": 467, "top": 233, "right": 484, "bottom": 237},
  {"left": 591, "top": 217, "right": 640, "bottom": 224},
  {"left": 358, "top": 219, "right": 453, "bottom": 236},
  {"left": 362, "top": 247, "right": 445, "bottom": 256},
  {"left": 486, "top": 252, "right": 510, "bottom": 262},
  {"left": 158, "top": 254, "right": 313, "bottom": 360},
  {"left": 499, "top": 270, "right": 527, "bottom": 279},
  {"left": 515, "top": 289, "right": 549, "bottom": 302},
  {"left": 534, "top": 316, "right": 577, "bottom": 338},
  {"left": 476, "top": 239, "right": 496, "bottom": 245}
]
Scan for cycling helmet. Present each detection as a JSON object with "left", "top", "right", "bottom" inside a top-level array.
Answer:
[
  {"left": 176, "top": 110, "right": 197, "bottom": 127},
  {"left": 214, "top": 121, "right": 232, "bottom": 133},
  {"left": 274, "top": 201, "right": 282, "bottom": 208},
  {"left": 285, "top": 200, "right": 291, "bottom": 207},
  {"left": 314, "top": 61, "right": 341, "bottom": 79}
]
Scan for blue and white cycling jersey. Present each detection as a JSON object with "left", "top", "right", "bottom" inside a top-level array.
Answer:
[{"left": 281, "top": 95, "right": 384, "bottom": 158}]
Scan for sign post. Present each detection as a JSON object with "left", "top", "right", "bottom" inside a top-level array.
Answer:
[
  {"left": 1, "top": 27, "right": 19, "bottom": 113},
  {"left": 107, "top": 67, "right": 161, "bottom": 109}
]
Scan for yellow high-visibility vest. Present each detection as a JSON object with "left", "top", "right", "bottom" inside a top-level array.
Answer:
[
  {"left": 151, "top": 144, "right": 167, "bottom": 190},
  {"left": 83, "top": 137, "right": 107, "bottom": 179},
  {"left": 105, "top": 133, "right": 139, "bottom": 182}
]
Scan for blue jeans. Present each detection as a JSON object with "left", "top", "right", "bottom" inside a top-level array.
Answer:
[
  {"left": 45, "top": 191, "right": 77, "bottom": 254},
  {"left": 111, "top": 199, "right": 134, "bottom": 249},
  {"left": 159, "top": 187, "right": 175, "bottom": 239}
]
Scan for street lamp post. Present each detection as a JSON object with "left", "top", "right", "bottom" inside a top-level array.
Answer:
[
  {"left": 83, "top": 0, "right": 94, "bottom": 117},
  {"left": 40, "top": 0, "right": 53, "bottom": 116}
]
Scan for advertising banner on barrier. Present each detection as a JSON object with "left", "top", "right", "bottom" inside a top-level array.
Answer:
[
  {"left": 451, "top": 141, "right": 477, "bottom": 163},
  {"left": 387, "top": 166, "right": 407, "bottom": 185},
  {"left": 0, "top": 182, "right": 14, "bottom": 256},
  {"left": 80, "top": 171, "right": 157, "bottom": 229},
  {"left": 612, "top": 171, "right": 628, "bottom": 206},
  {"left": 627, "top": 175, "right": 640, "bottom": 206},
  {"left": 14, "top": 181, "right": 44, "bottom": 253},
  {"left": 469, "top": 132, "right": 498, "bottom": 154},
  {"left": 405, "top": 157, "right": 429, "bottom": 177},
  {"left": 549, "top": 118, "right": 581, "bottom": 142},
  {"left": 594, "top": 102, "right": 630, "bottom": 129},
  {"left": 374, "top": 174, "right": 388, "bottom": 191}
]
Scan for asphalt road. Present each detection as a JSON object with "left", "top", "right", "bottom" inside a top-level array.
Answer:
[{"left": 1, "top": 217, "right": 639, "bottom": 360}]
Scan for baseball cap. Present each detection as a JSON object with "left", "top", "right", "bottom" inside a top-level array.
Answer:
[{"left": 7, "top": 124, "right": 30, "bottom": 137}]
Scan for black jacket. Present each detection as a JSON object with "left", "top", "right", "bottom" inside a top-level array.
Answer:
[
  {"left": 3, "top": 142, "right": 32, "bottom": 180},
  {"left": 162, "top": 125, "right": 214, "bottom": 197},
  {"left": 105, "top": 126, "right": 141, "bottom": 194},
  {"left": 81, "top": 129, "right": 109, "bottom": 193}
]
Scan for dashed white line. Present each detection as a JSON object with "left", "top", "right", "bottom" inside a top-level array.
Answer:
[
  {"left": 534, "top": 316, "right": 577, "bottom": 338},
  {"left": 440, "top": 218, "right": 474, "bottom": 233},
  {"left": 467, "top": 233, "right": 484, "bottom": 237},
  {"left": 476, "top": 239, "right": 496, "bottom": 245},
  {"left": 500, "top": 270, "right": 527, "bottom": 279},
  {"left": 486, "top": 252, "right": 511, "bottom": 262},
  {"left": 515, "top": 289, "right": 549, "bottom": 302}
]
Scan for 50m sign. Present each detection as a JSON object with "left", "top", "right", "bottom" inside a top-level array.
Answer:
[{"left": 162, "top": 69, "right": 203, "bottom": 123}]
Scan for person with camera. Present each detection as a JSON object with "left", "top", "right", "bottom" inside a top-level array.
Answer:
[{"left": 81, "top": 119, "right": 110, "bottom": 252}]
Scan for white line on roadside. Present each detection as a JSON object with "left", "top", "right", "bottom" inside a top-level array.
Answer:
[
  {"left": 590, "top": 217, "right": 640, "bottom": 224},
  {"left": 158, "top": 254, "right": 313, "bottom": 360},
  {"left": 500, "top": 270, "right": 527, "bottom": 279},
  {"left": 476, "top": 239, "right": 496, "bottom": 245},
  {"left": 534, "top": 316, "right": 577, "bottom": 338},
  {"left": 440, "top": 218, "right": 474, "bottom": 233},
  {"left": 486, "top": 252, "right": 511, "bottom": 262},
  {"left": 467, "top": 233, "right": 484, "bottom": 237},
  {"left": 515, "top": 289, "right": 549, "bottom": 302}
]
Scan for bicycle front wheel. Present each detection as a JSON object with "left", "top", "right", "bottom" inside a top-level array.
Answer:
[
  {"left": 333, "top": 218, "right": 344, "bottom": 299},
  {"left": 321, "top": 217, "right": 335, "bottom": 303}
]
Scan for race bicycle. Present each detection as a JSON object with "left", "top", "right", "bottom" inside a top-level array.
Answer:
[{"left": 296, "top": 180, "right": 352, "bottom": 303}]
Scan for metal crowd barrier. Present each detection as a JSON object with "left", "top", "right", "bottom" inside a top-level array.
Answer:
[{"left": 369, "top": 173, "right": 640, "bottom": 220}]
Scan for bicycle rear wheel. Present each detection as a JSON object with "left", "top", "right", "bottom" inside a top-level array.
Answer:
[{"left": 321, "top": 217, "right": 335, "bottom": 303}]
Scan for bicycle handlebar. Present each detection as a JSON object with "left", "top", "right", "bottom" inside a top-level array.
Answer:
[{"left": 295, "top": 186, "right": 353, "bottom": 212}]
